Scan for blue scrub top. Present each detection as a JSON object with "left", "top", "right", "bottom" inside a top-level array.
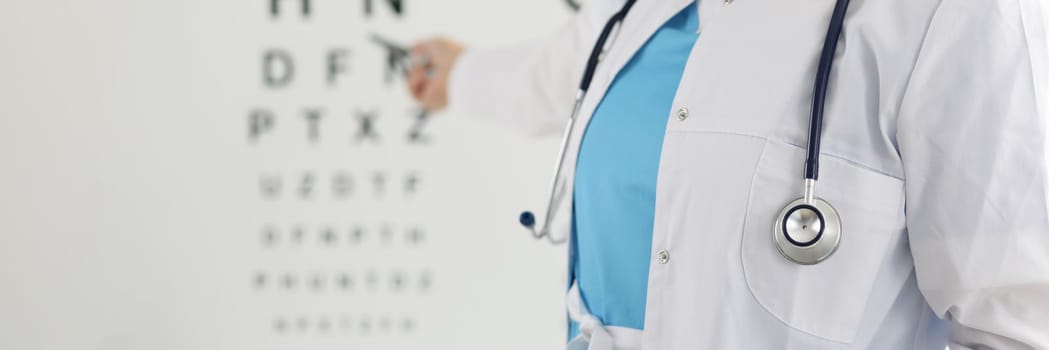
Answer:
[{"left": 570, "top": 2, "right": 699, "bottom": 337}]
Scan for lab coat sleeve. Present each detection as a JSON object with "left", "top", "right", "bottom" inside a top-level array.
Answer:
[
  {"left": 447, "top": 1, "right": 622, "bottom": 135},
  {"left": 895, "top": 0, "right": 1049, "bottom": 348}
]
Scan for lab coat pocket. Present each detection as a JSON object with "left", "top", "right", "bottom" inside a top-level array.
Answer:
[{"left": 740, "top": 139, "right": 905, "bottom": 343}]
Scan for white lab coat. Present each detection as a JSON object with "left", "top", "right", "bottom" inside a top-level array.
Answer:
[{"left": 449, "top": 0, "right": 1049, "bottom": 349}]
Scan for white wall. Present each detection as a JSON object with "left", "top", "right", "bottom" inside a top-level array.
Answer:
[{"left": 0, "top": 1, "right": 576, "bottom": 349}]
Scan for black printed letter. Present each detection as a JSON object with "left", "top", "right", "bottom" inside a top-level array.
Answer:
[
  {"left": 249, "top": 109, "right": 275, "bottom": 143},
  {"left": 263, "top": 49, "right": 294, "bottom": 89},
  {"left": 327, "top": 49, "right": 350, "bottom": 87}
]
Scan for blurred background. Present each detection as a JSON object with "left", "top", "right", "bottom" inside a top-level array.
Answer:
[{"left": 0, "top": 1, "right": 578, "bottom": 349}]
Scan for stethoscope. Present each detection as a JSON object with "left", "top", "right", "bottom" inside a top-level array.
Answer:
[{"left": 519, "top": 0, "right": 851, "bottom": 265}]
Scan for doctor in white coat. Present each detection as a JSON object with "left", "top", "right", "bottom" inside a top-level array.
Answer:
[{"left": 409, "top": 0, "right": 1049, "bottom": 349}]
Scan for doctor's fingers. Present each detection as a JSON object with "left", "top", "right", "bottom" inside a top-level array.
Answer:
[
  {"left": 408, "top": 40, "right": 441, "bottom": 108},
  {"left": 406, "top": 54, "right": 442, "bottom": 110},
  {"left": 409, "top": 38, "right": 463, "bottom": 111},
  {"left": 407, "top": 64, "right": 428, "bottom": 101},
  {"left": 419, "top": 76, "right": 449, "bottom": 111}
]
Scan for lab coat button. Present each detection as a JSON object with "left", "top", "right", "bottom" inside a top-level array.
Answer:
[
  {"left": 656, "top": 249, "right": 670, "bottom": 264},
  {"left": 676, "top": 108, "right": 689, "bottom": 121}
]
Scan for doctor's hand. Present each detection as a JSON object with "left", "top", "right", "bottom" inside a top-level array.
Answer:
[{"left": 408, "top": 37, "right": 465, "bottom": 112}]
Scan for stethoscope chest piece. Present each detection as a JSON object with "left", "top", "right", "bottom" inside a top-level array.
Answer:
[{"left": 773, "top": 196, "right": 841, "bottom": 265}]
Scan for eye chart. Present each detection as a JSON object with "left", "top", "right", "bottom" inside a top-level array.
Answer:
[{"left": 0, "top": 1, "right": 578, "bottom": 349}]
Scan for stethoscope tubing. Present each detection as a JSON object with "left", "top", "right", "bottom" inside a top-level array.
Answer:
[
  {"left": 580, "top": 0, "right": 637, "bottom": 92},
  {"left": 805, "top": 0, "right": 851, "bottom": 182},
  {"left": 520, "top": 0, "right": 638, "bottom": 244},
  {"left": 531, "top": 91, "right": 585, "bottom": 244}
]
